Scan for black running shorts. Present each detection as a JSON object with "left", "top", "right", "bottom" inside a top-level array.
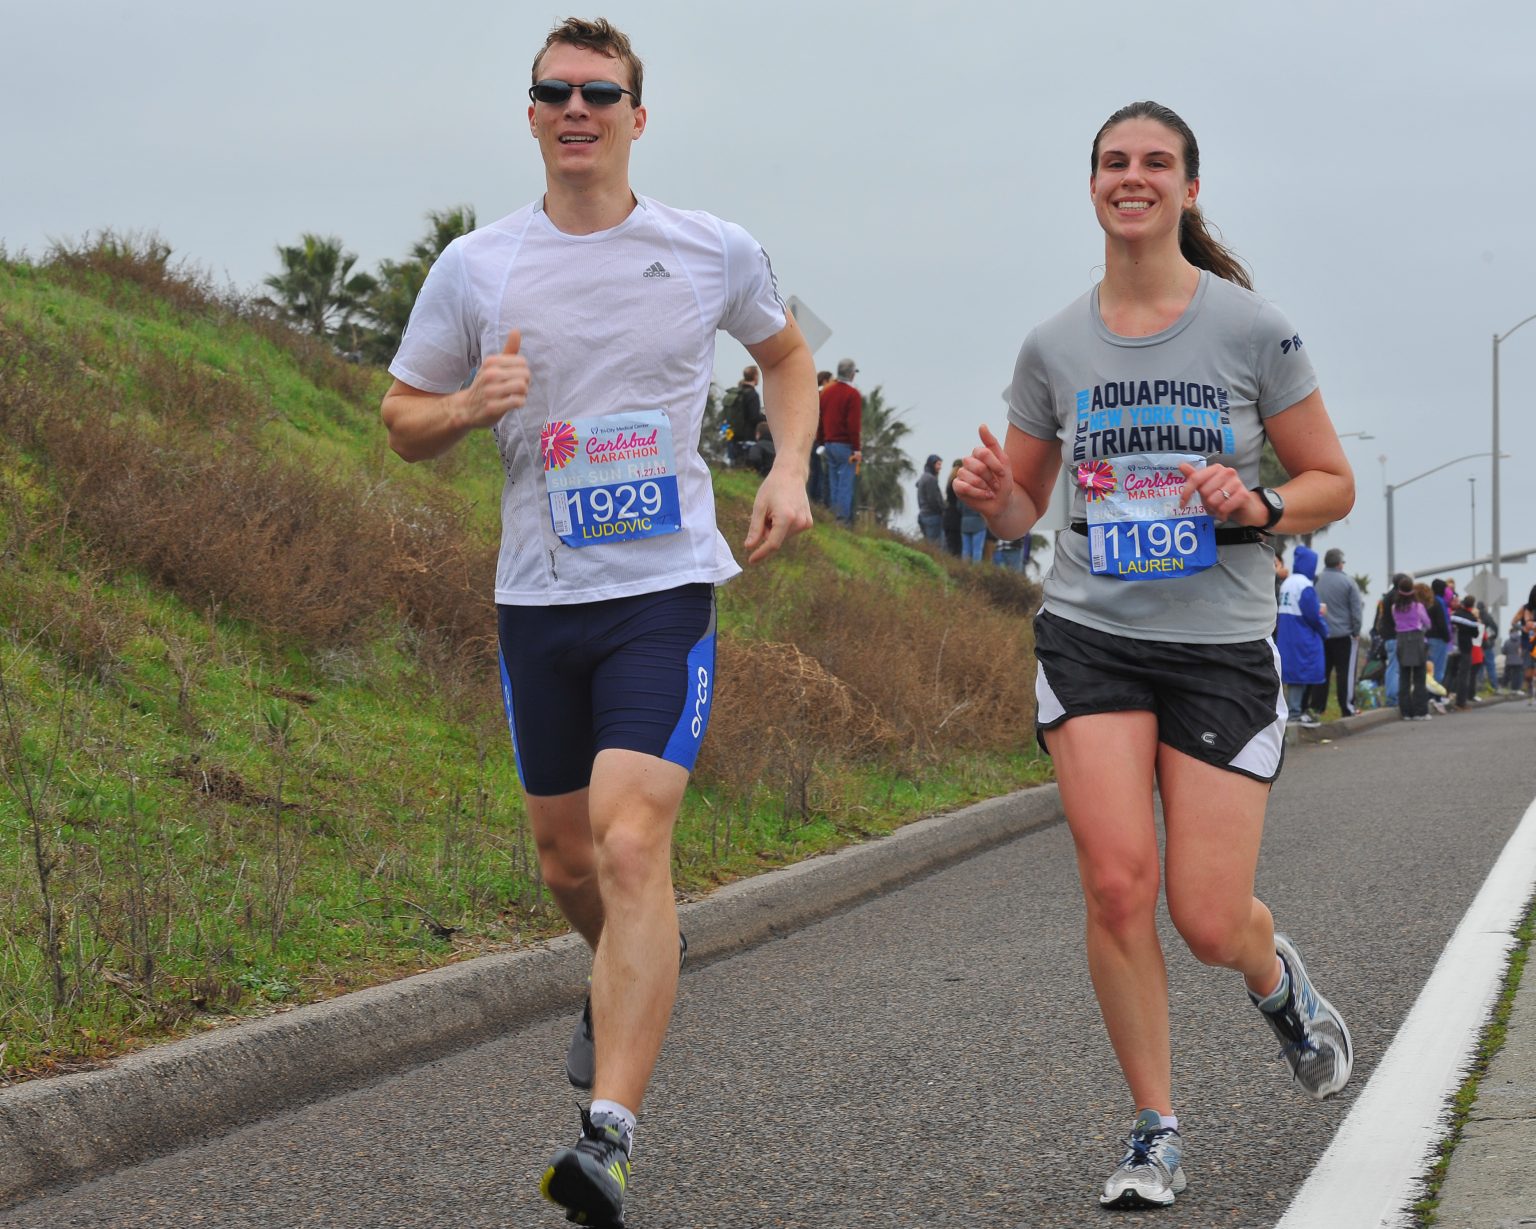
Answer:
[
  {"left": 1032, "top": 609, "right": 1287, "bottom": 782},
  {"left": 496, "top": 584, "right": 717, "bottom": 797}
]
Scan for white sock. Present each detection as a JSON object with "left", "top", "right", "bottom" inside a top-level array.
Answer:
[
  {"left": 1161, "top": 1114, "right": 1179, "bottom": 1132},
  {"left": 1255, "top": 962, "right": 1291, "bottom": 1013},
  {"left": 589, "top": 1099, "right": 637, "bottom": 1154}
]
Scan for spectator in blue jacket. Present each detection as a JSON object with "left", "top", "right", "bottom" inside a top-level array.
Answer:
[{"left": 1277, "top": 544, "right": 1327, "bottom": 725}]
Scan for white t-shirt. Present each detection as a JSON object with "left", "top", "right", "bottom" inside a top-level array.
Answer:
[{"left": 390, "top": 196, "right": 787, "bottom": 606}]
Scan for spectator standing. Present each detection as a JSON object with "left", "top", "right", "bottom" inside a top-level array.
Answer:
[
  {"left": 1513, "top": 586, "right": 1536, "bottom": 703},
  {"left": 916, "top": 454, "right": 944, "bottom": 542},
  {"left": 1392, "top": 575, "right": 1432, "bottom": 720},
  {"left": 1278, "top": 545, "right": 1327, "bottom": 725},
  {"left": 721, "top": 366, "right": 764, "bottom": 468},
  {"left": 1477, "top": 601, "right": 1500, "bottom": 693},
  {"left": 1428, "top": 578, "right": 1453, "bottom": 686},
  {"left": 994, "top": 533, "right": 1032, "bottom": 572},
  {"left": 942, "top": 459, "right": 964, "bottom": 556},
  {"left": 1450, "top": 593, "right": 1481, "bottom": 709},
  {"left": 819, "top": 358, "right": 862, "bottom": 523},
  {"left": 1312, "top": 547, "right": 1363, "bottom": 716},
  {"left": 1416, "top": 582, "right": 1450, "bottom": 714},
  {"left": 807, "top": 370, "right": 831, "bottom": 505},
  {"left": 1504, "top": 626, "right": 1527, "bottom": 693},
  {"left": 959, "top": 492, "right": 987, "bottom": 560},
  {"left": 1372, "top": 575, "right": 1406, "bottom": 707}
]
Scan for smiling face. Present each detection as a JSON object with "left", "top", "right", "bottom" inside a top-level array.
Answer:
[
  {"left": 1090, "top": 117, "right": 1198, "bottom": 247},
  {"left": 528, "top": 43, "right": 645, "bottom": 191}
]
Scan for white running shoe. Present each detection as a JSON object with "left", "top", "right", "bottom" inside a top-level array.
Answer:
[{"left": 1099, "top": 1109, "right": 1186, "bottom": 1209}]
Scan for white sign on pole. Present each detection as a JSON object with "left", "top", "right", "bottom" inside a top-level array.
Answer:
[
  {"left": 784, "top": 295, "right": 832, "bottom": 355},
  {"left": 1467, "top": 570, "right": 1509, "bottom": 607}
]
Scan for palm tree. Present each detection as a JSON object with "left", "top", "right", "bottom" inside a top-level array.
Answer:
[
  {"left": 358, "top": 207, "right": 479, "bottom": 364},
  {"left": 261, "top": 234, "right": 376, "bottom": 342},
  {"left": 410, "top": 205, "right": 477, "bottom": 264},
  {"left": 855, "top": 386, "right": 915, "bottom": 527}
]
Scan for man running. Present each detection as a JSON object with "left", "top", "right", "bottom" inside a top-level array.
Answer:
[{"left": 381, "top": 18, "right": 817, "bottom": 1225}]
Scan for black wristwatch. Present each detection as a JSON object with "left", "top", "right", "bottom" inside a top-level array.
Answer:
[{"left": 1252, "top": 486, "right": 1284, "bottom": 530}]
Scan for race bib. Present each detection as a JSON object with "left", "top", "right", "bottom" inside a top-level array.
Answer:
[
  {"left": 543, "top": 411, "right": 682, "bottom": 549},
  {"left": 1079, "top": 452, "right": 1217, "bottom": 581}
]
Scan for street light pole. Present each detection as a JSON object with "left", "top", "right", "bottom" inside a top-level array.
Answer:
[
  {"left": 1383, "top": 452, "right": 1499, "bottom": 582},
  {"left": 1470, "top": 476, "right": 1476, "bottom": 566},
  {"left": 1493, "top": 311, "right": 1536, "bottom": 615},
  {"left": 1387, "top": 482, "right": 1395, "bottom": 579}
]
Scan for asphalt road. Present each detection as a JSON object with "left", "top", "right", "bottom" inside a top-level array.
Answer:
[{"left": 5, "top": 703, "right": 1534, "bottom": 1229}]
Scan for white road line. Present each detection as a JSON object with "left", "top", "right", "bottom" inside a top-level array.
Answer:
[{"left": 1275, "top": 791, "right": 1536, "bottom": 1229}]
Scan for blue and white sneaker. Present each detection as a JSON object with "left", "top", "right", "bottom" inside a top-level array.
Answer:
[
  {"left": 1254, "top": 932, "right": 1354, "bottom": 1100},
  {"left": 1099, "top": 1109, "right": 1186, "bottom": 1209},
  {"left": 566, "top": 933, "right": 688, "bottom": 1090}
]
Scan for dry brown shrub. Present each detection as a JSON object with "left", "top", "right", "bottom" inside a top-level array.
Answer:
[
  {"left": 43, "top": 231, "right": 229, "bottom": 320},
  {"left": 39, "top": 234, "right": 376, "bottom": 406},
  {"left": 0, "top": 568, "right": 127, "bottom": 684},
  {"left": 41, "top": 415, "right": 396, "bottom": 646},
  {"left": 0, "top": 319, "right": 73, "bottom": 449},
  {"left": 29, "top": 405, "right": 495, "bottom": 667},
  {"left": 135, "top": 349, "right": 269, "bottom": 431},
  {"left": 696, "top": 633, "right": 898, "bottom": 806},
  {"left": 378, "top": 486, "right": 498, "bottom": 664},
  {"left": 240, "top": 310, "right": 377, "bottom": 404},
  {"left": 789, "top": 568, "right": 1037, "bottom": 759}
]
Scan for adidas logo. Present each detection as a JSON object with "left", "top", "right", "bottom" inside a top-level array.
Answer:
[{"left": 642, "top": 261, "right": 671, "bottom": 278}]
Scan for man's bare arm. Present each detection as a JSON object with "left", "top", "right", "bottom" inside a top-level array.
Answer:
[
  {"left": 382, "top": 329, "right": 529, "bottom": 462},
  {"left": 740, "top": 315, "right": 817, "bottom": 562}
]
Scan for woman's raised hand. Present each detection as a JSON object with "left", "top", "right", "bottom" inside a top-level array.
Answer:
[{"left": 953, "top": 424, "right": 1015, "bottom": 516}]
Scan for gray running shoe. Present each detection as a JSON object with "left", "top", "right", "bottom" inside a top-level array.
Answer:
[
  {"left": 566, "top": 933, "right": 688, "bottom": 1090},
  {"left": 1254, "top": 932, "right": 1354, "bottom": 1100},
  {"left": 566, "top": 993, "right": 596, "bottom": 1091},
  {"left": 1099, "top": 1109, "right": 1186, "bottom": 1209},
  {"left": 540, "top": 1106, "right": 631, "bottom": 1227}
]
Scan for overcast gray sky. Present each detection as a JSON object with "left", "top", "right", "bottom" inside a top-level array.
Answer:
[{"left": 7, "top": 0, "right": 1536, "bottom": 619}]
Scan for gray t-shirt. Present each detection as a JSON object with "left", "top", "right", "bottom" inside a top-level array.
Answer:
[
  {"left": 1315, "top": 568, "right": 1364, "bottom": 637},
  {"left": 1008, "top": 271, "right": 1319, "bottom": 643}
]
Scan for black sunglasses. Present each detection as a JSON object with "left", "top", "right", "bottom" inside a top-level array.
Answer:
[{"left": 529, "top": 79, "right": 638, "bottom": 107}]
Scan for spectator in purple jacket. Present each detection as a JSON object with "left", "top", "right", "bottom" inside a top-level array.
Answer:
[{"left": 1392, "top": 575, "right": 1432, "bottom": 720}]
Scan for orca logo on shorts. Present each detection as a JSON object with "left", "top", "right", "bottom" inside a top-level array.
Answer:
[
  {"left": 1200, "top": 731, "right": 1218, "bottom": 746},
  {"left": 689, "top": 665, "right": 711, "bottom": 737}
]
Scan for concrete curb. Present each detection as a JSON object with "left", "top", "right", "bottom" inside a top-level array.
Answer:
[
  {"left": 1292, "top": 691, "right": 1524, "bottom": 745},
  {"left": 0, "top": 784, "right": 1064, "bottom": 1207}
]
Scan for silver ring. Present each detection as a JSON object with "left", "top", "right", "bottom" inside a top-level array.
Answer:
[{"left": 1218, "top": 488, "right": 1230, "bottom": 499}]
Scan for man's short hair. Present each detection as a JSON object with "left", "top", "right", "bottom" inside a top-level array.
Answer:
[
  {"left": 836, "top": 358, "right": 857, "bottom": 381},
  {"left": 1324, "top": 548, "right": 1345, "bottom": 568},
  {"left": 742, "top": 366, "right": 759, "bottom": 383},
  {"left": 532, "top": 17, "right": 643, "bottom": 103}
]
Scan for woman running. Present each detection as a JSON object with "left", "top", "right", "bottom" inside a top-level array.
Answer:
[{"left": 956, "top": 100, "right": 1356, "bottom": 1210}]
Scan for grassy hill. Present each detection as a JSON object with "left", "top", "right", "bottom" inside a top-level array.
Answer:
[{"left": 0, "top": 237, "right": 1045, "bottom": 1080}]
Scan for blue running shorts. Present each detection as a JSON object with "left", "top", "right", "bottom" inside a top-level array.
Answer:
[
  {"left": 1033, "top": 608, "right": 1287, "bottom": 783},
  {"left": 496, "top": 583, "right": 717, "bottom": 797}
]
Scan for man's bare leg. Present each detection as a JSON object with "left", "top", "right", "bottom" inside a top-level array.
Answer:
[
  {"left": 585, "top": 747, "right": 689, "bottom": 1114},
  {"left": 527, "top": 789, "right": 604, "bottom": 949}
]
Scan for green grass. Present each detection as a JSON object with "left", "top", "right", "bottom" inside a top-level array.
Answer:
[
  {"left": 1412, "top": 894, "right": 1536, "bottom": 1225},
  {"left": 0, "top": 244, "right": 1050, "bottom": 1079}
]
